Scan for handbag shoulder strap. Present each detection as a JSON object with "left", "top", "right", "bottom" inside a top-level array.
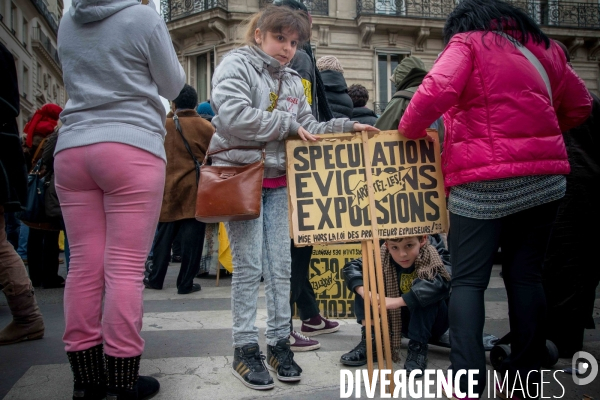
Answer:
[
  {"left": 173, "top": 113, "right": 202, "bottom": 183},
  {"left": 30, "top": 137, "right": 48, "bottom": 172},
  {"left": 495, "top": 31, "right": 553, "bottom": 106}
]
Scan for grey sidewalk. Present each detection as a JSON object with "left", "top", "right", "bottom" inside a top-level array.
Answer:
[{"left": 1, "top": 264, "right": 599, "bottom": 399}]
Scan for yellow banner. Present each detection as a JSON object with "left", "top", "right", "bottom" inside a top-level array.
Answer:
[{"left": 292, "top": 243, "right": 362, "bottom": 319}]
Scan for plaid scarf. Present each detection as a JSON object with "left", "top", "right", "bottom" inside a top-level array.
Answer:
[{"left": 380, "top": 242, "right": 451, "bottom": 362}]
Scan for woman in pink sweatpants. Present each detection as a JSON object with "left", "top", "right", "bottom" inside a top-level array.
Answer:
[{"left": 55, "top": 0, "right": 185, "bottom": 398}]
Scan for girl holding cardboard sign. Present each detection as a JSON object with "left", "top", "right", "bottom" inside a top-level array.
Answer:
[{"left": 207, "top": 5, "right": 377, "bottom": 391}]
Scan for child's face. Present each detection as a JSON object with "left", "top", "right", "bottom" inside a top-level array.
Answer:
[
  {"left": 255, "top": 28, "right": 299, "bottom": 65},
  {"left": 386, "top": 236, "right": 427, "bottom": 269}
]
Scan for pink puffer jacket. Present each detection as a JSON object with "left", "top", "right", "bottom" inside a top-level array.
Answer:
[{"left": 399, "top": 31, "right": 592, "bottom": 189}]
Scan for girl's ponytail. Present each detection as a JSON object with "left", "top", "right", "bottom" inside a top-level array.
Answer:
[{"left": 244, "top": 12, "right": 263, "bottom": 46}]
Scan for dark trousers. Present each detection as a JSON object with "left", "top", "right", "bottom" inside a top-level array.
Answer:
[
  {"left": 27, "top": 228, "right": 60, "bottom": 287},
  {"left": 290, "top": 244, "right": 320, "bottom": 325},
  {"left": 354, "top": 294, "right": 448, "bottom": 344},
  {"left": 3, "top": 212, "right": 20, "bottom": 250},
  {"left": 448, "top": 200, "right": 560, "bottom": 396},
  {"left": 147, "top": 218, "right": 206, "bottom": 292}
]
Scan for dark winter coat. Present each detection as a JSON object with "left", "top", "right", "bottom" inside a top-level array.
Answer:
[
  {"left": 342, "top": 234, "right": 451, "bottom": 311},
  {"left": 160, "top": 109, "right": 214, "bottom": 222},
  {"left": 41, "top": 131, "right": 61, "bottom": 218},
  {"left": 0, "top": 42, "right": 27, "bottom": 212},
  {"left": 351, "top": 107, "right": 378, "bottom": 125},
  {"left": 320, "top": 70, "right": 354, "bottom": 119},
  {"left": 542, "top": 91, "right": 600, "bottom": 356},
  {"left": 289, "top": 47, "right": 333, "bottom": 122}
]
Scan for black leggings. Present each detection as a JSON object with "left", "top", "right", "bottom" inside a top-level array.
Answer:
[{"left": 448, "top": 200, "right": 560, "bottom": 396}]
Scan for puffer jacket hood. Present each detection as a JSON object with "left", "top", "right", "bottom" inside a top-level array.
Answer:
[
  {"left": 70, "top": 0, "right": 140, "bottom": 24},
  {"left": 321, "top": 70, "right": 354, "bottom": 119},
  {"left": 392, "top": 57, "right": 427, "bottom": 91}
]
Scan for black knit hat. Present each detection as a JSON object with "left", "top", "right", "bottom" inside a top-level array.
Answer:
[{"left": 274, "top": 0, "right": 308, "bottom": 12}]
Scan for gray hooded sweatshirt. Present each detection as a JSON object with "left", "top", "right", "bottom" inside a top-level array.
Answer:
[{"left": 55, "top": 0, "right": 185, "bottom": 161}]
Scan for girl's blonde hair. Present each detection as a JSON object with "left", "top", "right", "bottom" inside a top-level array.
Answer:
[{"left": 244, "top": 5, "right": 311, "bottom": 47}]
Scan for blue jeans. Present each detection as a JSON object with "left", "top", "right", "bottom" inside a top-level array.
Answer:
[
  {"left": 17, "top": 221, "right": 29, "bottom": 259},
  {"left": 226, "top": 187, "right": 291, "bottom": 347}
]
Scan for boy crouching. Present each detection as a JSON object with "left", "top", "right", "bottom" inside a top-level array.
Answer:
[{"left": 341, "top": 235, "right": 451, "bottom": 376}]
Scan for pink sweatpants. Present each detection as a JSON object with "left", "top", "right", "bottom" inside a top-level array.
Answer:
[{"left": 55, "top": 143, "right": 165, "bottom": 357}]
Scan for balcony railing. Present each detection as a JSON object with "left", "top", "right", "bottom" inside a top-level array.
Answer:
[
  {"left": 161, "top": 0, "right": 228, "bottom": 22},
  {"left": 259, "top": 0, "right": 329, "bottom": 16},
  {"left": 513, "top": 1, "right": 600, "bottom": 29},
  {"left": 356, "top": 0, "right": 600, "bottom": 29},
  {"left": 357, "top": 0, "right": 456, "bottom": 19},
  {"left": 29, "top": 0, "right": 59, "bottom": 35},
  {"left": 32, "top": 26, "right": 61, "bottom": 69}
]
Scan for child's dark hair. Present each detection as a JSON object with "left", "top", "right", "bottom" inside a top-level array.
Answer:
[
  {"left": 244, "top": 6, "right": 311, "bottom": 47},
  {"left": 442, "top": 0, "right": 550, "bottom": 48},
  {"left": 348, "top": 84, "right": 369, "bottom": 108},
  {"left": 173, "top": 84, "right": 198, "bottom": 110},
  {"left": 386, "top": 235, "right": 426, "bottom": 243}
]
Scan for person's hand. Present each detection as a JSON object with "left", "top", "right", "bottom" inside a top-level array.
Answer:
[
  {"left": 398, "top": 127, "right": 435, "bottom": 142},
  {"left": 384, "top": 297, "right": 406, "bottom": 310},
  {"left": 353, "top": 123, "right": 380, "bottom": 132},
  {"left": 355, "top": 286, "right": 365, "bottom": 298},
  {"left": 298, "top": 126, "right": 320, "bottom": 142}
]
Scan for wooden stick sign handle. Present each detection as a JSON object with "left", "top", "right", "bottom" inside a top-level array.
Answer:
[{"left": 361, "top": 131, "right": 395, "bottom": 393}]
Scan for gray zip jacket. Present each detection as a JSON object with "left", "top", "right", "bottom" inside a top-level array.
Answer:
[{"left": 208, "top": 45, "right": 356, "bottom": 178}]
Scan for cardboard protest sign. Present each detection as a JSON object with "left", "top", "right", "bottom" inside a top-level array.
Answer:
[
  {"left": 286, "top": 130, "right": 448, "bottom": 246},
  {"left": 292, "top": 243, "right": 361, "bottom": 319}
]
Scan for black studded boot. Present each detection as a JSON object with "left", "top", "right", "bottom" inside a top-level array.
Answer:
[
  {"left": 340, "top": 326, "right": 377, "bottom": 366},
  {"left": 105, "top": 354, "right": 160, "bottom": 400},
  {"left": 66, "top": 344, "right": 106, "bottom": 400}
]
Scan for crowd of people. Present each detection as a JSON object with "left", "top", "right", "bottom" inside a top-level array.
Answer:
[{"left": 1, "top": 0, "right": 599, "bottom": 399}]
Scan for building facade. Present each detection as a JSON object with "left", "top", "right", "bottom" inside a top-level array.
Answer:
[
  {"left": 0, "top": 0, "right": 65, "bottom": 132},
  {"left": 160, "top": 0, "right": 600, "bottom": 113}
]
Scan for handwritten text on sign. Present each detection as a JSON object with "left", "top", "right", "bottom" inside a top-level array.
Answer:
[{"left": 286, "top": 131, "right": 448, "bottom": 245}]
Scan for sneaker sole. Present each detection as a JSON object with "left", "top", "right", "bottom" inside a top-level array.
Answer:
[
  {"left": 266, "top": 364, "right": 301, "bottom": 382},
  {"left": 300, "top": 326, "right": 340, "bottom": 337},
  {"left": 339, "top": 358, "right": 368, "bottom": 367},
  {"left": 290, "top": 343, "right": 321, "bottom": 352},
  {"left": 231, "top": 369, "right": 274, "bottom": 390}
]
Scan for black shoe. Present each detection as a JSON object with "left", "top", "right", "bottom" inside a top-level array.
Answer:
[
  {"left": 143, "top": 278, "right": 160, "bottom": 290},
  {"left": 67, "top": 344, "right": 106, "bottom": 400},
  {"left": 144, "top": 260, "right": 153, "bottom": 274},
  {"left": 171, "top": 255, "right": 182, "bottom": 263},
  {"left": 195, "top": 271, "right": 210, "bottom": 278},
  {"left": 105, "top": 354, "right": 159, "bottom": 399},
  {"left": 177, "top": 283, "right": 201, "bottom": 295},
  {"left": 267, "top": 339, "right": 302, "bottom": 382},
  {"left": 232, "top": 344, "right": 274, "bottom": 390},
  {"left": 404, "top": 340, "right": 428, "bottom": 378},
  {"left": 340, "top": 326, "right": 376, "bottom": 366}
]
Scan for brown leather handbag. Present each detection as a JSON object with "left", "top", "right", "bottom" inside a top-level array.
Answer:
[{"left": 195, "top": 147, "right": 265, "bottom": 223}]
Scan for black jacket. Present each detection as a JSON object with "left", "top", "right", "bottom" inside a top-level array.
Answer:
[
  {"left": 563, "top": 91, "right": 600, "bottom": 180},
  {"left": 351, "top": 107, "right": 378, "bottom": 125},
  {"left": 0, "top": 42, "right": 27, "bottom": 212},
  {"left": 320, "top": 70, "right": 354, "bottom": 119},
  {"left": 342, "top": 234, "right": 451, "bottom": 311}
]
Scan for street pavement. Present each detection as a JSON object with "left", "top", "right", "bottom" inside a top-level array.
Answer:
[{"left": 1, "top": 261, "right": 599, "bottom": 400}]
